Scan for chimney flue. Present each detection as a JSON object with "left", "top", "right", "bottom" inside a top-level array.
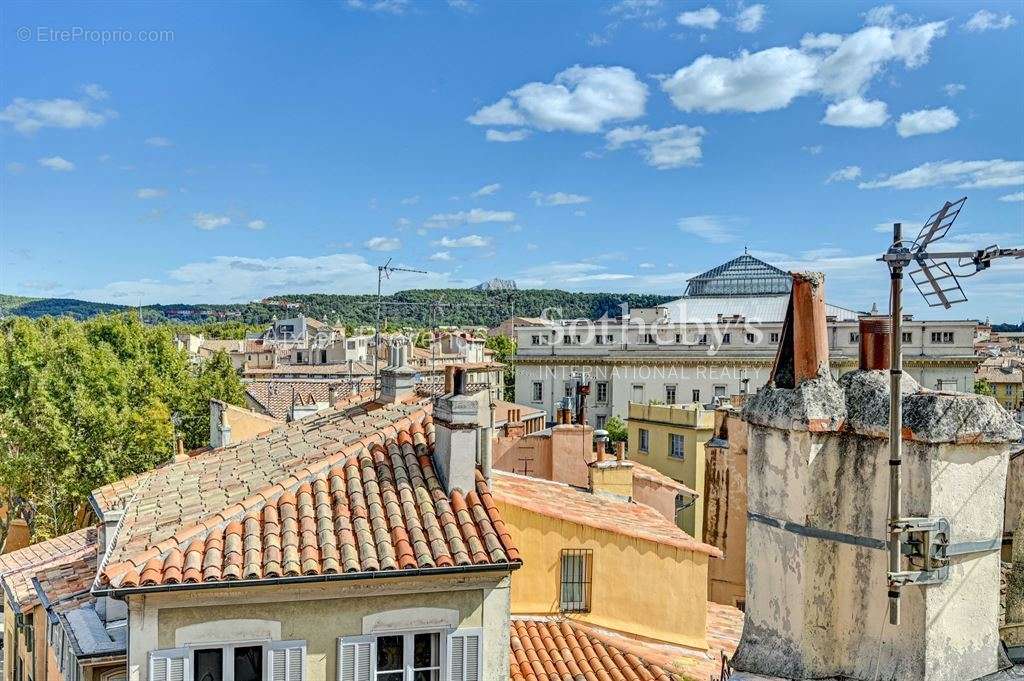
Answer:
[
  {"left": 453, "top": 367, "right": 467, "bottom": 395},
  {"left": 615, "top": 441, "right": 625, "bottom": 461},
  {"left": 859, "top": 316, "right": 891, "bottom": 371},
  {"left": 444, "top": 365, "right": 456, "bottom": 393},
  {"left": 596, "top": 439, "right": 607, "bottom": 461},
  {"left": 791, "top": 272, "right": 830, "bottom": 384}
]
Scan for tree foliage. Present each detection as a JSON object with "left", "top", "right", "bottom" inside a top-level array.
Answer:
[
  {"left": 604, "top": 415, "right": 628, "bottom": 443},
  {"left": 484, "top": 334, "right": 517, "bottom": 401},
  {"left": 974, "top": 378, "right": 995, "bottom": 396},
  {"left": 0, "top": 314, "right": 246, "bottom": 540}
]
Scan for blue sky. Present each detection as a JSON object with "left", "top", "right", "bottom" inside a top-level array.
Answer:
[{"left": 1, "top": 0, "right": 1022, "bottom": 321}]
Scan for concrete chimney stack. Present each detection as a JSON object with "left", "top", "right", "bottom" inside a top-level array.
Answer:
[{"left": 433, "top": 389, "right": 486, "bottom": 493}]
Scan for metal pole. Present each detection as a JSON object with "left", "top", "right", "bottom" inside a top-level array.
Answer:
[
  {"left": 374, "top": 265, "right": 383, "bottom": 399},
  {"left": 889, "top": 222, "right": 904, "bottom": 626}
]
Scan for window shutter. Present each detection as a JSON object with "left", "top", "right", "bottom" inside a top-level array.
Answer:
[
  {"left": 149, "top": 649, "right": 188, "bottom": 681},
  {"left": 336, "top": 636, "right": 373, "bottom": 681},
  {"left": 447, "top": 629, "right": 482, "bottom": 681},
  {"left": 267, "top": 641, "right": 306, "bottom": 681}
]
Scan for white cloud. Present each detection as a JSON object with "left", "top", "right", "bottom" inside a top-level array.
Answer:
[
  {"left": 604, "top": 124, "right": 705, "bottom": 169},
  {"left": 429, "top": 251, "right": 452, "bottom": 261},
  {"left": 394, "top": 217, "right": 412, "bottom": 229},
  {"left": 365, "top": 236, "right": 401, "bottom": 251},
  {"left": 145, "top": 136, "right": 174, "bottom": 147},
  {"left": 677, "top": 7, "right": 720, "bottom": 29},
  {"left": 863, "top": 5, "right": 910, "bottom": 28},
  {"left": 136, "top": 187, "right": 167, "bottom": 199},
  {"left": 192, "top": 212, "right": 231, "bottom": 230},
  {"left": 247, "top": 219, "right": 267, "bottom": 230},
  {"left": 639, "top": 262, "right": 655, "bottom": 269},
  {"left": 663, "top": 20, "right": 947, "bottom": 117},
  {"left": 677, "top": 215, "right": 738, "bottom": 243},
  {"left": 473, "top": 183, "right": 501, "bottom": 197},
  {"left": 485, "top": 129, "right": 531, "bottom": 142},
  {"left": 826, "top": 165, "right": 862, "bottom": 183},
  {"left": 1, "top": 97, "right": 111, "bottom": 134},
  {"left": 803, "top": 144, "right": 824, "bottom": 155},
  {"left": 822, "top": 97, "right": 889, "bottom": 128},
  {"left": 963, "top": 9, "right": 1016, "bottom": 32},
  {"left": 610, "top": 0, "right": 662, "bottom": 19},
  {"left": 663, "top": 48, "right": 818, "bottom": 113},
  {"left": 859, "top": 160, "right": 1024, "bottom": 190},
  {"left": 735, "top": 4, "right": 766, "bottom": 32},
  {"left": 999, "top": 192, "right": 1024, "bottom": 202},
  {"left": 81, "top": 84, "right": 110, "bottom": 100},
  {"left": 38, "top": 156, "right": 75, "bottom": 172},
  {"left": 943, "top": 83, "right": 966, "bottom": 97},
  {"left": 346, "top": 0, "right": 408, "bottom": 14},
  {"left": 434, "top": 235, "right": 490, "bottom": 248},
  {"left": 529, "top": 191, "right": 591, "bottom": 206},
  {"left": 468, "top": 65, "right": 647, "bottom": 134},
  {"left": 896, "top": 107, "right": 958, "bottom": 137},
  {"left": 447, "top": 0, "right": 475, "bottom": 12},
  {"left": 400, "top": 195, "right": 420, "bottom": 205},
  {"left": 423, "top": 208, "right": 516, "bottom": 228}
]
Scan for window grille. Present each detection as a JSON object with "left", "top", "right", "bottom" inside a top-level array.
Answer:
[{"left": 559, "top": 549, "right": 593, "bottom": 612}]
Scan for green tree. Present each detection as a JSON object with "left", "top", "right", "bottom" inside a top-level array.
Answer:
[
  {"left": 975, "top": 378, "right": 995, "bottom": 396},
  {"left": 485, "top": 334, "right": 517, "bottom": 401},
  {"left": 604, "top": 415, "right": 628, "bottom": 443},
  {"left": 0, "top": 313, "right": 247, "bottom": 541}
]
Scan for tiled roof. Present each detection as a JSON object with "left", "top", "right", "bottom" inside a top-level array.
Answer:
[
  {"left": 98, "top": 404, "right": 519, "bottom": 589},
  {"left": 245, "top": 380, "right": 371, "bottom": 420},
  {"left": 631, "top": 462, "right": 699, "bottom": 498},
  {"left": 34, "top": 547, "right": 97, "bottom": 606},
  {"left": 509, "top": 618, "right": 673, "bottom": 681},
  {"left": 492, "top": 471, "right": 721, "bottom": 558},
  {"left": 0, "top": 527, "right": 97, "bottom": 612}
]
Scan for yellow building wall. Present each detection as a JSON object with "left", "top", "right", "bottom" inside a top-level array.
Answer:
[
  {"left": 627, "top": 404, "right": 713, "bottom": 538},
  {"left": 496, "top": 500, "right": 710, "bottom": 649},
  {"left": 995, "top": 383, "right": 1021, "bottom": 410},
  {"left": 4, "top": 605, "right": 14, "bottom": 681}
]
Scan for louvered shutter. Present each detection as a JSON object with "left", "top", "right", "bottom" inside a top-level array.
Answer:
[
  {"left": 149, "top": 649, "right": 188, "bottom": 681},
  {"left": 336, "top": 636, "right": 373, "bottom": 681},
  {"left": 267, "top": 641, "right": 306, "bottom": 681},
  {"left": 447, "top": 629, "right": 482, "bottom": 681}
]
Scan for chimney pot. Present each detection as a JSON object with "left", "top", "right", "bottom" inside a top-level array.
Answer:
[
  {"left": 596, "top": 440, "right": 607, "bottom": 461},
  {"left": 615, "top": 441, "right": 626, "bottom": 461},
  {"left": 792, "top": 272, "right": 830, "bottom": 384},
  {"left": 859, "top": 316, "right": 891, "bottom": 371}
]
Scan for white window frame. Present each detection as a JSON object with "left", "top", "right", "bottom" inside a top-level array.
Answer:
[
  {"left": 665, "top": 385, "right": 676, "bottom": 404},
  {"left": 596, "top": 382, "right": 608, "bottom": 403},
  {"left": 669, "top": 433, "right": 684, "bottom": 459},
  {"left": 638, "top": 428, "right": 649, "bottom": 453},
  {"left": 770, "top": 332, "right": 780, "bottom": 343},
  {"left": 152, "top": 640, "right": 306, "bottom": 681},
  {"left": 336, "top": 629, "right": 481, "bottom": 681},
  {"left": 531, "top": 382, "right": 543, "bottom": 403}
]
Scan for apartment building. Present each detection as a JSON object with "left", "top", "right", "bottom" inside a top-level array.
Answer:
[{"left": 513, "top": 254, "right": 980, "bottom": 427}]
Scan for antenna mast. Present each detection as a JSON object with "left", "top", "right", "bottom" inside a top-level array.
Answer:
[
  {"left": 374, "top": 258, "right": 427, "bottom": 397},
  {"left": 880, "top": 196, "right": 1023, "bottom": 625}
]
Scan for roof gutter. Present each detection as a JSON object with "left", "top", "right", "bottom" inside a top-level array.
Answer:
[{"left": 94, "top": 560, "right": 521, "bottom": 598}]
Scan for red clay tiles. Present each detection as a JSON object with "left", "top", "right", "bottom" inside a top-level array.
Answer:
[
  {"left": 99, "top": 405, "right": 519, "bottom": 589},
  {"left": 510, "top": 618, "right": 673, "bottom": 681},
  {"left": 0, "top": 527, "right": 97, "bottom": 611},
  {"left": 491, "top": 471, "right": 722, "bottom": 558}
]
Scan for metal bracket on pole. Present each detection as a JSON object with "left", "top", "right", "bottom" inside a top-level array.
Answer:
[{"left": 888, "top": 516, "right": 951, "bottom": 588}]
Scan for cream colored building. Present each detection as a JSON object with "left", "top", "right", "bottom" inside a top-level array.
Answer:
[
  {"left": 626, "top": 402, "right": 714, "bottom": 537},
  {"left": 513, "top": 255, "right": 980, "bottom": 430}
]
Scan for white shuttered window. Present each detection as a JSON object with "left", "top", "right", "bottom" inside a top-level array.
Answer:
[
  {"left": 447, "top": 630, "right": 481, "bottom": 681},
  {"left": 267, "top": 641, "right": 306, "bottom": 681},
  {"left": 150, "top": 649, "right": 189, "bottom": 681},
  {"left": 337, "top": 636, "right": 373, "bottom": 681}
]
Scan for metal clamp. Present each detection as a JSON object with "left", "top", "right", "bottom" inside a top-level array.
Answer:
[{"left": 888, "top": 516, "right": 950, "bottom": 588}]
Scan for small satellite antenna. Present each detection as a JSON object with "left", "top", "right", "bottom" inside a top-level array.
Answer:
[
  {"left": 880, "top": 196, "right": 1023, "bottom": 626},
  {"left": 373, "top": 258, "right": 427, "bottom": 397}
]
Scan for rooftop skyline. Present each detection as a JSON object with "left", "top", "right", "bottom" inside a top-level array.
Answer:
[{"left": 2, "top": 1, "right": 1022, "bottom": 320}]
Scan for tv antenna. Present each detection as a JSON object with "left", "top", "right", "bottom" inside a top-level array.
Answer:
[
  {"left": 374, "top": 258, "right": 427, "bottom": 397},
  {"left": 880, "top": 196, "right": 1023, "bottom": 626}
]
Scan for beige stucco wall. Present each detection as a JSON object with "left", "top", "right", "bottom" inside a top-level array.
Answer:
[
  {"left": 704, "top": 411, "right": 747, "bottom": 609},
  {"left": 127, "top": 573, "right": 510, "bottom": 681}
]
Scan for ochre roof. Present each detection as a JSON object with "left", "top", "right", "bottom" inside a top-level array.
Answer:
[
  {"left": 0, "top": 527, "right": 97, "bottom": 612},
  {"left": 34, "top": 548, "right": 98, "bottom": 607},
  {"left": 491, "top": 471, "right": 721, "bottom": 558},
  {"left": 98, "top": 404, "right": 519, "bottom": 589},
  {"left": 245, "top": 380, "right": 371, "bottom": 420},
  {"left": 509, "top": 618, "right": 672, "bottom": 681}
]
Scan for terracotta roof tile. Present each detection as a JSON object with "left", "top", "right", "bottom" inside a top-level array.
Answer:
[
  {"left": 245, "top": 380, "right": 374, "bottom": 420},
  {"left": 492, "top": 471, "right": 721, "bottom": 558},
  {"left": 0, "top": 527, "right": 97, "bottom": 612},
  {"left": 509, "top": 618, "right": 673, "bottom": 681},
  {"left": 99, "top": 406, "right": 519, "bottom": 589}
]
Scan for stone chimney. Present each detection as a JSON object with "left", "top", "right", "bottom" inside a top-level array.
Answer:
[
  {"left": 731, "top": 273, "right": 1023, "bottom": 681},
  {"left": 379, "top": 345, "right": 417, "bottom": 404},
  {"left": 209, "top": 399, "right": 232, "bottom": 448},
  {"left": 96, "top": 508, "right": 127, "bottom": 623},
  {"left": 588, "top": 456, "right": 634, "bottom": 501},
  {"left": 2, "top": 518, "right": 30, "bottom": 553},
  {"left": 433, "top": 369, "right": 487, "bottom": 493}
]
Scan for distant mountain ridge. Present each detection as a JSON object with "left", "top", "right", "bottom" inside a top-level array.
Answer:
[{"left": 0, "top": 289, "right": 679, "bottom": 327}]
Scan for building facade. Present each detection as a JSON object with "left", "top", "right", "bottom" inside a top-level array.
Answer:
[{"left": 512, "top": 255, "right": 980, "bottom": 428}]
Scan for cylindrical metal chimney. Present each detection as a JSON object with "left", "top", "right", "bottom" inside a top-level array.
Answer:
[
  {"left": 615, "top": 441, "right": 626, "bottom": 461},
  {"left": 859, "top": 316, "right": 891, "bottom": 370},
  {"left": 596, "top": 439, "right": 607, "bottom": 461}
]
